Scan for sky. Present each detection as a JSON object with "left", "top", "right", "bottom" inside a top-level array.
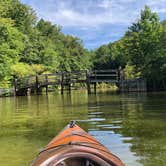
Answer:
[{"left": 21, "top": 0, "right": 166, "bottom": 49}]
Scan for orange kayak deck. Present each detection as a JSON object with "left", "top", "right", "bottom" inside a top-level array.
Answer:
[{"left": 30, "top": 122, "right": 125, "bottom": 166}]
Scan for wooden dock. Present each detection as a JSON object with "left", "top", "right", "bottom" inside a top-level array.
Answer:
[
  {"left": 14, "top": 70, "right": 119, "bottom": 95},
  {"left": 119, "top": 78, "right": 147, "bottom": 92},
  {"left": 13, "top": 69, "right": 147, "bottom": 96}
]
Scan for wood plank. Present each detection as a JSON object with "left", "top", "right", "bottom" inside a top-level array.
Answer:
[
  {"left": 90, "top": 74, "right": 118, "bottom": 77},
  {"left": 90, "top": 80, "right": 118, "bottom": 83}
]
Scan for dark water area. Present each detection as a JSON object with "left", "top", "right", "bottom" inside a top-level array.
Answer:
[{"left": 0, "top": 91, "right": 166, "bottom": 166}]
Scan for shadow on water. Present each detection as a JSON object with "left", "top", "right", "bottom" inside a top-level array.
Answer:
[{"left": 0, "top": 91, "right": 166, "bottom": 166}]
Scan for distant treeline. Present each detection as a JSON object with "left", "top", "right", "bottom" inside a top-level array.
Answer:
[
  {"left": 93, "top": 6, "right": 166, "bottom": 91},
  {"left": 0, "top": 1, "right": 166, "bottom": 90}
]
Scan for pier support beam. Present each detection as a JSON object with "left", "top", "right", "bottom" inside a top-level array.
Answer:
[
  {"left": 68, "top": 83, "right": 71, "bottom": 93},
  {"left": 45, "top": 74, "right": 48, "bottom": 95},
  {"left": 35, "top": 75, "right": 40, "bottom": 95},
  {"left": 14, "top": 77, "right": 17, "bottom": 96},
  {"left": 61, "top": 73, "right": 64, "bottom": 94},
  {"left": 94, "top": 82, "right": 97, "bottom": 94},
  {"left": 86, "top": 70, "right": 91, "bottom": 94}
]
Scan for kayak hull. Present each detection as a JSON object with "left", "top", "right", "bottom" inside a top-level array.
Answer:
[{"left": 30, "top": 123, "right": 125, "bottom": 166}]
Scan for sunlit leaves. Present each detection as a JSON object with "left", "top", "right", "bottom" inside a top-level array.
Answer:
[{"left": 0, "top": 0, "right": 92, "bottom": 87}]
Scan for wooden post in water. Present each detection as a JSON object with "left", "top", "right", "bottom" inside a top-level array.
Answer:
[
  {"left": 86, "top": 70, "right": 91, "bottom": 94},
  {"left": 68, "top": 75, "right": 71, "bottom": 94},
  {"left": 61, "top": 72, "right": 64, "bottom": 94},
  {"left": 94, "top": 82, "right": 97, "bottom": 94},
  {"left": 14, "top": 77, "right": 17, "bottom": 96},
  {"left": 68, "top": 83, "right": 71, "bottom": 93},
  {"left": 45, "top": 74, "right": 48, "bottom": 95},
  {"left": 137, "top": 79, "right": 140, "bottom": 91},
  {"left": 67, "top": 72, "right": 71, "bottom": 94},
  {"left": 144, "top": 78, "right": 147, "bottom": 91},
  {"left": 35, "top": 75, "right": 39, "bottom": 95}
]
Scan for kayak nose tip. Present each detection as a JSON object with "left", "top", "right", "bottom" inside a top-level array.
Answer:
[{"left": 69, "top": 120, "right": 76, "bottom": 128}]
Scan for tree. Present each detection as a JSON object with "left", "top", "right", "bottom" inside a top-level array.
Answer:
[
  {"left": 8, "top": 0, "right": 37, "bottom": 34},
  {"left": 0, "top": 17, "right": 25, "bottom": 83},
  {"left": 124, "top": 6, "right": 166, "bottom": 89},
  {"left": 59, "top": 35, "right": 91, "bottom": 71},
  {"left": 92, "top": 40, "right": 128, "bottom": 70}
]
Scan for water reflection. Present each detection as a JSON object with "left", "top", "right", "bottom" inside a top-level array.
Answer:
[{"left": 0, "top": 92, "right": 166, "bottom": 166}]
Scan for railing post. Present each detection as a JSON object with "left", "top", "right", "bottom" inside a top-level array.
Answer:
[
  {"left": 86, "top": 70, "right": 91, "bottom": 94},
  {"left": 95, "top": 70, "right": 97, "bottom": 81},
  {"left": 61, "top": 72, "right": 64, "bottom": 94},
  {"left": 14, "top": 76, "right": 17, "bottom": 96},
  {"left": 94, "top": 82, "right": 97, "bottom": 94},
  {"left": 36, "top": 75, "right": 39, "bottom": 95},
  {"left": 68, "top": 72, "right": 71, "bottom": 94},
  {"left": 45, "top": 74, "right": 48, "bottom": 95},
  {"left": 118, "top": 68, "right": 121, "bottom": 82}
]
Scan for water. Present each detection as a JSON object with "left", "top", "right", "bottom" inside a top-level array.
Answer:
[{"left": 0, "top": 91, "right": 166, "bottom": 166}]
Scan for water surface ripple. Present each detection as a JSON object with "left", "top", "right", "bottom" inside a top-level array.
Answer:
[{"left": 0, "top": 92, "right": 166, "bottom": 166}]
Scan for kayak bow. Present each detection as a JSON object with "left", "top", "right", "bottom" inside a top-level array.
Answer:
[{"left": 30, "top": 122, "right": 125, "bottom": 166}]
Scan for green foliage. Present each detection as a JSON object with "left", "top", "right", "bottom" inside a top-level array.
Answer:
[
  {"left": 124, "top": 64, "right": 141, "bottom": 79},
  {"left": 11, "top": 63, "right": 46, "bottom": 78},
  {"left": 93, "top": 45, "right": 111, "bottom": 69},
  {"left": 92, "top": 6, "right": 166, "bottom": 90},
  {"left": 9, "top": 0, "right": 37, "bottom": 33},
  {"left": 0, "top": 17, "right": 25, "bottom": 83},
  {"left": 93, "top": 39, "right": 129, "bottom": 70},
  {"left": 0, "top": 0, "right": 13, "bottom": 17},
  {"left": 0, "top": 1, "right": 165, "bottom": 91},
  {"left": 58, "top": 35, "right": 91, "bottom": 71},
  {"left": 0, "top": 0, "right": 93, "bottom": 87},
  {"left": 31, "top": 64, "right": 45, "bottom": 74},
  {"left": 125, "top": 6, "right": 161, "bottom": 72},
  {"left": 36, "top": 19, "right": 61, "bottom": 38},
  {"left": 124, "top": 6, "right": 166, "bottom": 89},
  {"left": 11, "top": 63, "right": 34, "bottom": 78},
  {"left": 110, "top": 40, "right": 129, "bottom": 68}
]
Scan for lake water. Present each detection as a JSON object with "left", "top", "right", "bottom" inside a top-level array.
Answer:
[{"left": 0, "top": 91, "right": 166, "bottom": 166}]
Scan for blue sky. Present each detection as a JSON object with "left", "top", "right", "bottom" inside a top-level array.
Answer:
[{"left": 21, "top": 0, "right": 166, "bottom": 49}]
